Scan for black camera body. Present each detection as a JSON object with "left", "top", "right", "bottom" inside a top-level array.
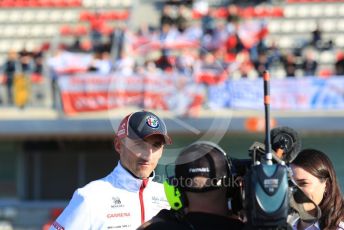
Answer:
[{"left": 245, "top": 163, "right": 290, "bottom": 228}]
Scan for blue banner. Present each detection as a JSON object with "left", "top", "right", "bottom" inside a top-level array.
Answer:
[{"left": 208, "top": 77, "right": 344, "bottom": 110}]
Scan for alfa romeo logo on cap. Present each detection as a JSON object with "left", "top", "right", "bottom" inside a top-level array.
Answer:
[{"left": 146, "top": 115, "right": 159, "bottom": 128}]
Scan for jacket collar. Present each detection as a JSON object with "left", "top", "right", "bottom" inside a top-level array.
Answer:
[
  {"left": 292, "top": 218, "right": 320, "bottom": 230},
  {"left": 110, "top": 162, "right": 154, "bottom": 192}
]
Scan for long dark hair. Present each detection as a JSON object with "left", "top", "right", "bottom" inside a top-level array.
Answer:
[{"left": 292, "top": 149, "right": 344, "bottom": 230}]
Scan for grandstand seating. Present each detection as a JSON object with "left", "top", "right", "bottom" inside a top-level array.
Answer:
[
  {"left": 0, "top": 0, "right": 132, "bottom": 109},
  {"left": 192, "top": 5, "right": 284, "bottom": 19},
  {"left": 0, "top": 0, "right": 82, "bottom": 8},
  {"left": 0, "top": 0, "right": 132, "bottom": 64},
  {"left": 265, "top": 1, "right": 344, "bottom": 75},
  {"left": 0, "top": 0, "right": 341, "bottom": 77}
]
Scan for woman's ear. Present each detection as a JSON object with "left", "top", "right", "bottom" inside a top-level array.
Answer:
[{"left": 324, "top": 179, "right": 330, "bottom": 198}]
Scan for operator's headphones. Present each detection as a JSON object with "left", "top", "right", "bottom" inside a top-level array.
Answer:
[{"left": 163, "top": 141, "right": 233, "bottom": 210}]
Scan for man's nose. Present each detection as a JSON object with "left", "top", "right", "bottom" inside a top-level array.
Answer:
[{"left": 140, "top": 144, "right": 154, "bottom": 160}]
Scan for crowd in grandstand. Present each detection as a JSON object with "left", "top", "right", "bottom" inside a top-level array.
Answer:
[
  {"left": 1, "top": 49, "right": 44, "bottom": 108},
  {"left": 1, "top": 0, "right": 344, "bottom": 109},
  {"left": 55, "top": 2, "right": 344, "bottom": 80}
]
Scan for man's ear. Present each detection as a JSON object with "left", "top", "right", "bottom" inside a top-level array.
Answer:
[{"left": 114, "top": 137, "right": 121, "bottom": 154}]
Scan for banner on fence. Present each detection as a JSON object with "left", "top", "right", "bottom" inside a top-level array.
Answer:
[
  {"left": 58, "top": 72, "right": 205, "bottom": 115},
  {"left": 208, "top": 78, "right": 344, "bottom": 110}
]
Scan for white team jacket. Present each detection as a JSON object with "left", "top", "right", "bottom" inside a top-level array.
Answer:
[{"left": 50, "top": 162, "right": 169, "bottom": 230}]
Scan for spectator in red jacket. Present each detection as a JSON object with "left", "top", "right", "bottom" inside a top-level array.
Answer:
[{"left": 335, "top": 51, "right": 344, "bottom": 76}]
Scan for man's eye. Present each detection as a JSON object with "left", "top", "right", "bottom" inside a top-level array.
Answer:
[
  {"left": 153, "top": 143, "right": 162, "bottom": 148},
  {"left": 135, "top": 142, "right": 146, "bottom": 148}
]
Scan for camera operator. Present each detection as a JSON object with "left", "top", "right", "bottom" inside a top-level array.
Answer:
[
  {"left": 138, "top": 141, "right": 245, "bottom": 230},
  {"left": 291, "top": 149, "right": 344, "bottom": 230}
]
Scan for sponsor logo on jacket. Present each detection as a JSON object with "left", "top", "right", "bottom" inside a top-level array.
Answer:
[
  {"left": 111, "top": 196, "right": 124, "bottom": 208},
  {"left": 106, "top": 212, "right": 131, "bottom": 219}
]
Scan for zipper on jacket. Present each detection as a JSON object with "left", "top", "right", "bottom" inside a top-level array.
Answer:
[{"left": 139, "top": 179, "right": 148, "bottom": 224}]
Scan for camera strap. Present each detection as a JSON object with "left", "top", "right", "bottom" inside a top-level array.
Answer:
[{"left": 289, "top": 187, "right": 322, "bottom": 223}]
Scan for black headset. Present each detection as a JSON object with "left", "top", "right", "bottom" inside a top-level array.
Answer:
[{"left": 163, "top": 141, "right": 233, "bottom": 210}]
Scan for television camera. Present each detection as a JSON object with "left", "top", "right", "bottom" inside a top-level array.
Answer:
[{"left": 230, "top": 71, "right": 321, "bottom": 229}]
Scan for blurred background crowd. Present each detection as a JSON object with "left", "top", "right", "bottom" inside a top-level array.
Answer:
[{"left": 0, "top": 0, "right": 344, "bottom": 111}]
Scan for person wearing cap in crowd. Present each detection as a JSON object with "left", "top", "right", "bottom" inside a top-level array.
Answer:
[
  {"left": 138, "top": 141, "right": 245, "bottom": 230},
  {"left": 50, "top": 111, "right": 172, "bottom": 230}
]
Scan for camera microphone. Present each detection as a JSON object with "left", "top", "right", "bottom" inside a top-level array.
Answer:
[
  {"left": 270, "top": 126, "right": 301, "bottom": 163},
  {"left": 243, "top": 126, "right": 301, "bottom": 165}
]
